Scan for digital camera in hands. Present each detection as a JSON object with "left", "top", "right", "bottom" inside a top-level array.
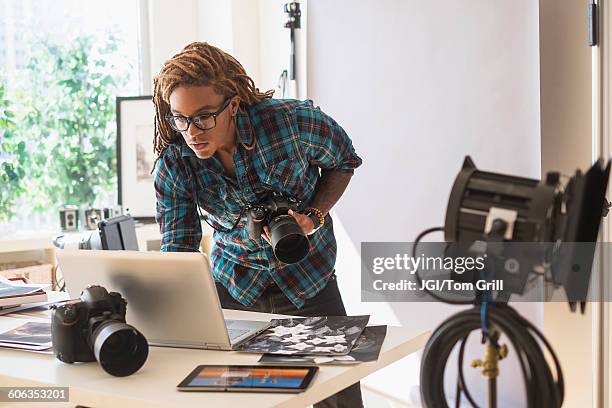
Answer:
[
  {"left": 246, "top": 193, "right": 310, "bottom": 263},
  {"left": 51, "top": 285, "right": 148, "bottom": 377}
]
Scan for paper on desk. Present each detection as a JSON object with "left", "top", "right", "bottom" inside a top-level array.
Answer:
[
  {"left": 0, "top": 342, "right": 51, "bottom": 351},
  {"left": 0, "top": 315, "right": 49, "bottom": 333},
  {"left": 238, "top": 315, "right": 370, "bottom": 356},
  {"left": 0, "top": 322, "right": 52, "bottom": 347},
  {"left": 258, "top": 325, "right": 387, "bottom": 365},
  {"left": 0, "top": 278, "right": 49, "bottom": 297},
  {"left": 0, "top": 315, "right": 54, "bottom": 353}
]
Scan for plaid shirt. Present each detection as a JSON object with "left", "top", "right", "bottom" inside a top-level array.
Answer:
[{"left": 154, "top": 99, "right": 362, "bottom": 308}]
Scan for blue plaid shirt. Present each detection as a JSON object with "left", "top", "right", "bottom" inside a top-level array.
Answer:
[{"left": 154, "top": 99, "right": 362, "bottom": 308}]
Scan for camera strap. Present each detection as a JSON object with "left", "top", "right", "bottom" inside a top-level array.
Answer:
[{"left": 186, "top": 157, "right": 245, "bottom": 234}]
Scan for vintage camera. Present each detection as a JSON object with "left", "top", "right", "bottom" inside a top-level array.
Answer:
[
  {"left": 51, "top": 285, "right": 148, "bottom": 377},
  {"left": 246, "top": 193, "right": 310, "bottom": 263},
  {"left": 103, "top": 206, "right": 122, "bottom": 220},
  {"left": 59, "top": 206, "right": 79, "bottom": 231},
  {"left": 84, "top": 208, "right": 103, "bottom": 230}
]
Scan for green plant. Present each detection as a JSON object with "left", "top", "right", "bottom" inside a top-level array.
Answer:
[
  {"left": 17, "top": 35, "right": 128, "bottom": 211},
  {"left": 0, "top": 77, "right": 27, "bottom": 221}
]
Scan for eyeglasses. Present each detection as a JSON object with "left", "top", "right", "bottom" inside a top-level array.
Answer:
[{"left": 165, "top": 97, "right": 232, "bottom": 132}]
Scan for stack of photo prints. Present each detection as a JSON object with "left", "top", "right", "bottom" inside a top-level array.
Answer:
[
  {"left": 236, "top": 316, "right": 387, "bottom": 365},
  {"left": 0, "top": 321, "right": 53, "bottom": 353}
]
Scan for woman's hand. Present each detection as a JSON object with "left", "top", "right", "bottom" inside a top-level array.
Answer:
[
  {"left": 288, "top": 209, "right": 315, "bottom": 235},
  {"left": 262, "top": 209, "right": 314, "bottom": 244}
]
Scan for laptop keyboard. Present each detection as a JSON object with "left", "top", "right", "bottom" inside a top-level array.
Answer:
[{"left": 227, "top": 328, "right": 250, "bottom": 340}]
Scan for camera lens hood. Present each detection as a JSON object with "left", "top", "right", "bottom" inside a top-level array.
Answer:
[
  {"left": 269, "top": 214, "right": 309, "bottom": 263},
  {"left": 93, "top": 320, "right": 148, "bottom": 377}
]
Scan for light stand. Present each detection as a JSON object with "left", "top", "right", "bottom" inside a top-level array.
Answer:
[
  {"left": 470, "top": 330, "right": 507, "bottom": 408},
  {"left": 282, "top": 2, "right": 301, "bottom": 98},
  {"left": 419, "top": 156, "right": 611, "bottom": 408}
]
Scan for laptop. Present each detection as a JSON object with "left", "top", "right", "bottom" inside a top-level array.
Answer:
[{"left": 56, "top": 250, "right": 271, "bottom": 350}]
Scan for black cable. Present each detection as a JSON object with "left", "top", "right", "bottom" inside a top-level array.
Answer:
[
  {"left": 412, "top": 227, "right": 474, "bottom": 305},
  {"left": 277, "top": 69, "right": 288, "bottom": 98},
  {"left": 420, "top": 303, "right": 564, "bottom": 408}
]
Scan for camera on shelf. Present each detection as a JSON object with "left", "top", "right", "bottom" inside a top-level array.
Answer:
[
  {"left": 85, "top": 206, "right": 123, "bottom": 230},
  {"left": 103, "top": 206, "right": 122, "bottom": 220},
  {"left": 51, "top": 285, "right": 148, "bottom": 377},
  {"left": 84, "top": 208, "right": 103, "bottom": 230},
  {"left": 246, "top": 192, "right": 310, "bottom": 264},
  {"left": 59, "top": 206, "right": 122, "bottom": 232},
  {"left": 59, "top": 206, "right": 79, "bottom": 232}
]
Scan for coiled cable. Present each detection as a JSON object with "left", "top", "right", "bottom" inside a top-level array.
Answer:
[{"left": 420, "top": 303, "right": 564, "bottom": 407}]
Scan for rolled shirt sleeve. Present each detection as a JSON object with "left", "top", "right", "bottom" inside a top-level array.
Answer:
[
  {"left": 154, "top": 148, "right": 202, "bottom": 252},
  {"left": 295, "top": 100, "right": 362, "bottom": 174}
]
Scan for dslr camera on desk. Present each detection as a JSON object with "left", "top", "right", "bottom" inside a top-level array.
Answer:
[
  {"left": 53, "top": 214, "right": 139, "bottom": 251},
  {"left": 51, "top": 285, "right": 148, "bottom": 377}
]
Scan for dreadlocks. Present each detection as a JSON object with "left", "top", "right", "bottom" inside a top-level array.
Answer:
[{"left": 152, "top": 42, "right": 274, "bottom": 164}]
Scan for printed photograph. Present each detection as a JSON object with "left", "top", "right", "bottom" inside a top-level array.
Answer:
[
  {"left": 238, "top": 316, "right": 370, "bottom": 356},
  {"left": 135, "top": 124, "right": 155, "bottom": 182},
  {"left": 0, "top": 322, "right": 52, "bottom": 346},
  {"left": 258, "top": 325, "right": 387, "bottom": 365}
]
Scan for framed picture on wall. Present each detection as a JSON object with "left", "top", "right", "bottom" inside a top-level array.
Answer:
[{"left": 116, "top": 96, "right": 156, "bottom": 222}]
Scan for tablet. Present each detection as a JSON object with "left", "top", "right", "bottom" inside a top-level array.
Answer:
[{"left": 177, "top": 365, "right": 318, "bottom": 393}]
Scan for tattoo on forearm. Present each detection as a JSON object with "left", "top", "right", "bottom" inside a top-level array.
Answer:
[{"left": 310, "top": 172, "right": 353, "bottom": 216}]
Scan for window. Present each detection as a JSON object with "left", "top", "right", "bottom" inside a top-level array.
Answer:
[{"left": 0, "top": 0, "right": 141, "bottom": 236}]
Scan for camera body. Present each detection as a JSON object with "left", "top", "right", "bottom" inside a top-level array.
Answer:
[
  {"left": 84, "top": 208, "right": 104, "bottom": 230},
  {"left": 246, "top": 193, "right": 310, "bottom": 264},
  {"left": 247, "top": 193, "right": 299, "bottom": 239},
  {"left": 51, "top": 285, "right": 148, "bottom": 377},
  {"left": 52, "top": 286, "right": 127, "bottom": 363},
  {"left": 59, "top": 206, "right": 79, "bottom": 231}
]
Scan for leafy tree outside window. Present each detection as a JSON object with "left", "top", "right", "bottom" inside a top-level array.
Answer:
[
  {"left": 17, "top": 35, "right": 128, "bottom": 212},
  {"left": 0, "top": 0, "right": 140, "bottom": 235},
  {"left": 0, "top": 78, "right": 26, "bottom": 221}
]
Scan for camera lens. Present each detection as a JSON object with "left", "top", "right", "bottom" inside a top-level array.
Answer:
[
  {"left": 92, "top": 320, "right": 148, "bottom": 377},
  {"left": 269, "top": 214, "right": 309, "bottom": 263}
]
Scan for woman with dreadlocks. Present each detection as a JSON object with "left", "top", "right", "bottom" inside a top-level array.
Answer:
[{"left": 153, "top": 42, "right": 362, "bottom": 407}]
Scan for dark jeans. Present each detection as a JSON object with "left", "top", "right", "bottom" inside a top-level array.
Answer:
[{"left": 215, "top": 274, "right": 364, "bottom": 408}]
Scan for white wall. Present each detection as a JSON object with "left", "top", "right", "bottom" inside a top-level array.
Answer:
[
  {"left": 196, "top": 0, "right": 234, "bottom": 55},
  {"left": 147, "top": 0, "right": 305, "bottom": 100},
  {"left": 147, "top": 0, "right": 199, "bottom": 79},
  {"left": 256, "top": 0, "right": 308, "bottom": 99},
  {"left": 307, "top": 1, "right": 542, "bottom": 406}
]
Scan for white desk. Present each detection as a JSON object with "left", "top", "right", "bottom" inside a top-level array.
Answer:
[{"left": 0, "top": 309, "right": 429, "bottom": 408}]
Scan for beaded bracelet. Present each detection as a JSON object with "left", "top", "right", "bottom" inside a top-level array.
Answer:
[{"left": 304, "top": 207, "right": 325, "bottom": 230}]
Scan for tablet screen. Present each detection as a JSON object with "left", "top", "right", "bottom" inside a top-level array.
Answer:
[{"left": 178, "top": 365, "right": 317, "bottom": 392}]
